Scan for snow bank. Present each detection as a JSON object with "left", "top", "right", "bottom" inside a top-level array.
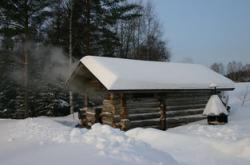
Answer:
[
  {"left": 0, "top": 117, "right": 179, "bottom": 165},
  {"left": 1, "top": 82, "right": 250, "bottom": 165},
  {"left": 228, "top": 82, "right": 250, "bottom": 117},
  {"left": 127, "top": 126, "right": 250, "bottom": 165},
  {"left": 71, "top": 124, "right": 178, "bottom": 164},
  {"left": 126, "top": 83, "right": 250, "bottom": 165}
]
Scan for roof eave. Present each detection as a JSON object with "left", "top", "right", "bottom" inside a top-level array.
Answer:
[{"left": 107, "top": 87, "right": 235, "bottom": 93}]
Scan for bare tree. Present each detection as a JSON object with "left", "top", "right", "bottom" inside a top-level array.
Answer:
[
  {"left": 227, "top": 61, "right": 245, "bottom": 81},
  {"left": 242, "top": 86, "right": 249, "bottom": 106},
  {"left": 236, "top": 86, "right": 250, "bottom": 106},
  {"left": 115, "top": 1, "right": 170, "bottom": 61},
  {"left": 210, "top": 63, "right": 224, "bottom": 75}
]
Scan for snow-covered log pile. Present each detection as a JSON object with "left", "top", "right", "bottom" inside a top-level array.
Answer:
[
  {"left": 202, "top": 95, "right": 229, "bottom": 124},
  {"left": 203, "top": 95, "right": 229, "bottom": 116}
]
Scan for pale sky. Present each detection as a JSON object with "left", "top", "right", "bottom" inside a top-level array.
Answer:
[{"left": 151, "top": 0, "right": 250, "bottom": 66}]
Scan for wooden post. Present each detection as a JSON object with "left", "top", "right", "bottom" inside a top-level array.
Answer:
[
  {"left": 110, "top": 93, "right": 118, "bottom": 128},
  {"left": 120, "top": 93, "right": 127, "bottom": 118},
  {"left": 159, "top": 99, "right": 166, "bottom": 130},
  {"left": 79, "top": 94, "right": 88, "bottom": 127},
  {"left": 109, "top": 93, "right": 115, "bottom": 103},
  {"left": 120, "top": 93, "right": 130, "bottom": 131},
  {"left": 84, "top": 94, "right": 88, "bottom": 108}
]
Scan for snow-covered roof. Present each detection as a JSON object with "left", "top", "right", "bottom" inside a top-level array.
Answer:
[
  {"left": 203, "top": 95, "right": 229, "bottom": 115},
  {"left": 79, "top": 56, "right": 235, "bottom": 91}
]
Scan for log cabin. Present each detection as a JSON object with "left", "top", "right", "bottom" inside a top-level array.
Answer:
[{"left": 68, "top": 56, "right": 235, "bottom": 130}]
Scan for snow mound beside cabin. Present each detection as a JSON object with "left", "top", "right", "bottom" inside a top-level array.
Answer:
[{"left": 0, "top": 117, "right": 179, "bottom": 165}]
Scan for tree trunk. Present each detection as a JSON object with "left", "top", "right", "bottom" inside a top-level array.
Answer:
[
  {"left": 69, "top": 1, "right": 74, "bottom": 114},
  {"left": 85, "top": 0, "right": 91, "bottom": 54}
]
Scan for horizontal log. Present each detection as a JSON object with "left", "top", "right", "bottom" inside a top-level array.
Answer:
[
  {"left": 128, "top": 112, "right": 161, "bottom": 121},
  {"left": 130, "top": 118, "right": 160, "bottom": 128},
  {"left": 102, "top": 106, "right": 116, "bottom": 113},
  {"left": 165, "top": 95, "right": 209, "bottom": 101},
  {"left": 127, "top": 102, "right": 160, "bottom": 109},
  {"left": 102, "top": 120, "right": 120, "bottom": 128},
  {"left": 102, "top": 100, "right": 123, "bottom": 115},
  {"left": 166, "top": 114, "right": 206, "bottom": 125},
  {"left": 79, "top": 108, "right": 87, "bottom": 112},
  {"left": 101, "top": 112, "right": 120, "bottom": 123},
  {"left": 103, "top": 107, "right": 122, "bottom": 115},
  {"left": 166, "top": 108, "right": 204, "bottom": 117},
  {"left": 100, "top": 111, "right": 114, "bottom": 116},
  {"left": 102, "top": 103, "right": 115, "bottom": 110},
  {"left": 103, "top": 99, "right": 121, "bottom": 106},
  {"left": 86, "top": 113, "right": 96, "bottom": 123},
  {"left": 103, "top": 102, "right": 115, "bottom": 107},
  {"left": 165, "top": 98, "right": 208, "bottom": 105},
  {"left": 130, "top": 124, "right": 161, "bottom": 129},
  {"left": 127, "top": 107, "right": 161, "bottom": 114},
  {"left": 102, "top": 120, "right": 114, "bottom": 126},
  {"left": 166, "top": 122, "right": 185, "bottom": 129},
  {"left": 85, "top": 109, "right": 103, "bottom": 123},
  {"left": 165, "top": 101, "right": 208, "bottom": 107},
  {"left": 127, "top": 98, "right": 159, "bottom": 103},
  {"left": 166, "top": 104, "right": 206, "bottom": 111}
]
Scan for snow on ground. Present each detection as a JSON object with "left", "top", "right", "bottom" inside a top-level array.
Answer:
[
  {"left": 1, "top": 83, "right": 250, "bottom": 165},
  {"left": 0, "top": 116, "right": 177, "bottom": 165},
  {"left": 127, "top": 82, "right": 250, "bottom": 165}
]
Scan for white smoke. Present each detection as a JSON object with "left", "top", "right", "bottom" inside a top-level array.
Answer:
[{"left": 10, "top": 42, "right": 78, "bottom": 88}]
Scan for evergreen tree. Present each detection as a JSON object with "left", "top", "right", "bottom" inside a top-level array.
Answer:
[
  {"left": 0, "top": 0, "right": 56, "bottom": 42},
  {"left": 46, "top": 0, "right": 141, "bottom": 59},
  {"left": 0, "top": 0, "right": 57, "bottom": 117}
]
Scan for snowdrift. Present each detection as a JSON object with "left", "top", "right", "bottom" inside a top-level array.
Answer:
[{"left": 1, "top": 83, "right": 250, "bottom": 165}]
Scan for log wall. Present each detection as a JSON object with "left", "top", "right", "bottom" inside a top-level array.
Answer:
[
  {"left": 80, "top": 90, "right": 219, "bottom": 130},
  {"left": 127, "top": 97, "right": 162, "bottom": 129},
  {"left": 163, "top": 92, "right": 210, "bottom": 128}
]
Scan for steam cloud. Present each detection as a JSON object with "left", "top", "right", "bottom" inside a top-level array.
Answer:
[{"left": 10, "top": 42, "right": 78, "bottom": 89}]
